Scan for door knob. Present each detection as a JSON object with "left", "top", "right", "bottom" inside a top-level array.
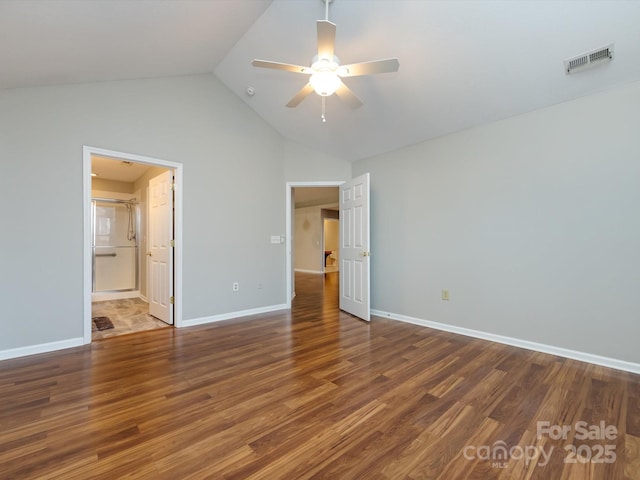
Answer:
[{"left": 147, "top": 252, "right": 152, "bottom": 257}]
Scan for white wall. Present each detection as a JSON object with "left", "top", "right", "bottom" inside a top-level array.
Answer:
[
  {"left": 294, "top": 206, "right": 323, "bottom": 273},
  {"left": 92, "top": 177, "right": 135, "bottom": 194},
  {"left": 0, "top": 74, "right": 286, "bottom": 352},
  {"left": 353, "top": 80, "right": 640, "bottom": 365},
  {"left": 294, "top": 204, "right": 341, "bottom": 273}
]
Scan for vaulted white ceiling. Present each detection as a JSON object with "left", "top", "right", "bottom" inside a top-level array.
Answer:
[
  {"left": 3, "top": 1, "right": 640, "bottom": 161},
  {"left": 0, "top": 0, "right": 271, "bottom": 88}
]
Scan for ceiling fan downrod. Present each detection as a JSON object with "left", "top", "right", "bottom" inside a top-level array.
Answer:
[
  {"left": 323, "top": 0, "right": 333, "bottom": 22},
  {"left": 321, "top": 0, "right": 331, "bottom": 122}
]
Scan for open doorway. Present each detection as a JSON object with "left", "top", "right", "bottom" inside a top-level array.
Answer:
[
  {"left": 286, "top": 174, "right": 371, "bottom": 321},
  {"left": 83, "top": 146, "right": 183, "bottom": 343},
  {"left": 286, "top": 183, "right": 341, "bottom": 305}
]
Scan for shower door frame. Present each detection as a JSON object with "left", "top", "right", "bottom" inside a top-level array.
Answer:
[
  {"left": 91, "top": 197, "right": 141, "bottom": 295},
  {"left": 83, "top": 146, "right": 184, "bottom": 344}
]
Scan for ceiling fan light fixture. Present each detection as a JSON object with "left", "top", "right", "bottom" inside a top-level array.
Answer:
[
  {"left": 309, "top": 70, "right": 340, "bottom": 96},
  {"left": 309, "top": 57, "right": 340, "bottom": 96}
]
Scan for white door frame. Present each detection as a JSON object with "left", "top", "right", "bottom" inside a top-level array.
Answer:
[
  {"left": 83, "top": 146, "right": 184, "bottom": 344},
  {"left": 285, "top": 181, "right": 343, "bottom": 308}
]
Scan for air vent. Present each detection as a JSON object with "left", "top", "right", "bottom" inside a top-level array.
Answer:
[{"left": 565, "top": 44, "right": 614, "bottom": 74}]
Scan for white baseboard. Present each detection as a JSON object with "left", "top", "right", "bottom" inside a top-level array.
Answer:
[
  {"left": 0, "top": 337, "right": 85, "bottom": 362},
  {"left": 371, "top": 309, "right": 640, "bottom": 375},
  {"left": 181, "top": 304, "right": 288, "bottom": 328},
  {"left": 139, "top": 294, "right": 148, "bottom": 303},
  {"left": 294, "top": 269, "right": 324, "bottom": 274}
]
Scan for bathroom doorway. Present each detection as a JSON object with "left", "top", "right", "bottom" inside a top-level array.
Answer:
[{"left": 83, "top": 146, "right": 183, "bottom": 343}]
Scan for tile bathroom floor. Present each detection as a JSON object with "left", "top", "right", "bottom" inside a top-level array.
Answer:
[{"left": 91, "top": 297, "right": 170, "bottom": 340}]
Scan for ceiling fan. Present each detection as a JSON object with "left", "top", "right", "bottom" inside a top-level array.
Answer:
[{"left": 251, "top": 0, "right": 399, "bottom": 121}]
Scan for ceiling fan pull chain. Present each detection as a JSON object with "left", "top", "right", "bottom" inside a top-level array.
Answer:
[{"left": 321, "top": 96, "right": 327, "bottom": 123}]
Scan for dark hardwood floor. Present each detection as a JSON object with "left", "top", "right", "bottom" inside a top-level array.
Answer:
[{"left": 1, "top": 272, "right": 639, "bottom": 479}]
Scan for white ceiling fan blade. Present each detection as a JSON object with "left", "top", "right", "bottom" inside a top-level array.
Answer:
[
  {"left": 252, "top": 60, "right": 311, "bottom": 74},
  {"left": 335, "top": 80, "right": 363, "bottom": 109},
  {"left": 286, "top": 83, "right": 315, "bottom": 108},
  {"left": 339, "top": 58, "right": 400, "bottom": 77},
  {"left": 317, "top": 20, "right": 336, "bottom": 60}
]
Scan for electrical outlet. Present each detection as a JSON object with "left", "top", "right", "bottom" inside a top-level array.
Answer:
[
  {"left": 232, "top": 282, "right": 239, "bottom": 292},
  {"left": 441, "top": 289, "right": 450, "bottom": 301}
]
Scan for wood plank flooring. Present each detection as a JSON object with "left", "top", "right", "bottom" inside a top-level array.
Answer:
[{"left": 1, "top": 272, "right": 639, "bottom": 479}]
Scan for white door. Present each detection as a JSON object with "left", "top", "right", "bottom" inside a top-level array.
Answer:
[
  {"left": 339, "top": 173, "right": 370, "bottom": 321},
  {"left": 148, "top": 170, "right": 173, "bottom": 324}
]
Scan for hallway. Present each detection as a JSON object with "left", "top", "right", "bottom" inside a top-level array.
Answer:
[{"left": 292, "top": 271, "right": 339, "bottom": 311}]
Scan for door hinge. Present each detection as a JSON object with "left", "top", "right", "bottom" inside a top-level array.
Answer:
[
  {"left": 170, "top": 296, "right": 175, "bottom": 304},
  {"left": 170, "top": 240, "right": 175, "bottom": 247},
  {"left": 171, "top": 183, "right": 176, "bottom": 191}
]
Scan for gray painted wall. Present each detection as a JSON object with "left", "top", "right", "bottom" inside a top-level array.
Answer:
[
  {"left": 353, "top": 80, "right": 640, "bottom": 364},
  {"left": 284, "top": 140, "right": 351, "bottom": 182},
  {"left": 0, "top": 74, "right": 286, "bottom": 351}
]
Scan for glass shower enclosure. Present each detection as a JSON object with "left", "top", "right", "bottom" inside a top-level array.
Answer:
[{"left": 91, "top": 198, "right": 140, "bottom": 298}]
